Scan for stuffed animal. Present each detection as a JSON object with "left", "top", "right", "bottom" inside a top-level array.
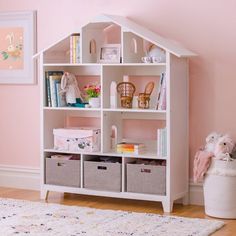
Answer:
[
  {"left": 205, "top": 132, "right": 222, "bottom": 153},
  {"left": 214, "top": 135, "right": 235, "bottom": 160},
  {"left": 60, "top": 72, "right": 83, "bottom": 104}
]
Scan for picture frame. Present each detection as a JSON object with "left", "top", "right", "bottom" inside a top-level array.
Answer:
[
  {"left": 99, "top": 44, "right": 121, "bottom": 63},
  {"left": 0, "top": 11, "right": 36, "bottom": 84}
]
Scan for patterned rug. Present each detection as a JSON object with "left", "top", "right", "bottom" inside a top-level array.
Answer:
[{"left": 0, "top": 198, "right": 224, "bottom": 236}]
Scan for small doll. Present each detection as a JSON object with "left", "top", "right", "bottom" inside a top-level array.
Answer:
[
  {"left": 205, "top": 132, "right": 222, "bottom": 153},
  {"left": 60, "top": 72, "right": 83, "bottom": 104},
  {"left": 214, "top": 134, "right": 235, "bottom": 161}
]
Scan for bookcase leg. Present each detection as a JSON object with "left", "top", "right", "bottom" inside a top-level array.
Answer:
[
  {"left": 40, "top": 189, "right": 49, "bottom": 200},
  {"left": 182, "top": 193, "right": 189, "bottom": 206},
  {"left": 162, "top": 200, "right": 174, "bottom": 213}
]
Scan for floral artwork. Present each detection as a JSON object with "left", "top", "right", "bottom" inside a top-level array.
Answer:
[{"left": 0, "top": 27, "right": 24, "bottom": 70}]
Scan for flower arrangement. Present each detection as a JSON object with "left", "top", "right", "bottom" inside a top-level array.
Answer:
[{"left": 84, "top": 84, "right": 101, "bottom": 99}]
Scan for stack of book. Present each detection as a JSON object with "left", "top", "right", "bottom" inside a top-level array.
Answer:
[
  {"left": 157, "top": 127, "right": 167, "bottom": 157},
  {"left": 70, "top": 34, "right": 80, "bottom": 64},
  {"left": 45, "top": 71, "right": 66, "bottom": 107},
  {"left": 156, "top": 72, "right": 166, "bottom": 110},
  {"left": 116, "top": 142, "right": 145, "bottom": 155}
]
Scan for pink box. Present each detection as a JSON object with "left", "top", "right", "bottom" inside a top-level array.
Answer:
[{"left": 53, "top": 127, "right": 101, "bottom": 152}]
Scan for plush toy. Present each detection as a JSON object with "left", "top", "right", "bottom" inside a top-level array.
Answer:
[
  {"left": 214, "top": 135, "right": 235, "bottom": 160},
  {"left": 205, "top": 132, "right": 222, "bottom": 153},
  {"left": 60, "top": 72, "right": 83, "bottom": 104}
]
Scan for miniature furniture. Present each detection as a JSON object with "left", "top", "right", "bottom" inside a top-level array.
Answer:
[{"left": 34, "top": 14, "right": 196, "bottom": 212}]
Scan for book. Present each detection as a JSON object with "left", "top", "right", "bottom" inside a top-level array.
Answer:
[
  {"left": 56, "top": 82, "right": 66, "bottom": 107},
  {"left": 49, "top": 75, "right": 62, "bottom": 107},
  {"left": 159, "top": 73, "right": 166, "bottom": 110},
  {"left": 156, "top": 72, "right": 164, "bottom": 109},
  {"left": 45, "top": 72, "right": 51, "bottom": 107},
  {"left": 70, "top": 34, "right": 80, "bottom": 64},
  {"left": 46, "top": 71, "right": 63, "bottom": 107},
  {"left": 116, "top": 142, "right": 145, "bottom": 154},
  {"left": 157, "top": 128, "right": 167, "bottom": 157}
]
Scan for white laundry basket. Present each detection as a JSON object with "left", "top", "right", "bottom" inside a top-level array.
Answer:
[{"left": 203, "top": 159, "right": 236, "bottom": 219}]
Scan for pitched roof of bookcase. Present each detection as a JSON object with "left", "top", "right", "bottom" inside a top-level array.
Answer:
[{"left": 34, "top": 14, "right": 196, "bottom": 58}]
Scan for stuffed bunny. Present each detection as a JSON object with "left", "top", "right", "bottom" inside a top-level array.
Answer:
[
  {"left": 205, "top": 132, "right": 222, "bottom": 153},
  {"left": 60, "top": 72, "right": 83, "bottom": 104},
  {"left": 214, "top": 134, "right": 235, "bottom": 160}
]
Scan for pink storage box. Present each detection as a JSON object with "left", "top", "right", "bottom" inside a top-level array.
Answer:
[{"left": 53, "top": 127, "right": 101, "bottom": 152}]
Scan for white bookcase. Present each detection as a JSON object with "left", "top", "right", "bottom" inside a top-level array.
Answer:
[{"left": 35, "top": 14, "right": 196, "bottom": 212}]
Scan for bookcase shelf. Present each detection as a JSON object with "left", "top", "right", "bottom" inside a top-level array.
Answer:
[{"left": 37, "top": 14, "right": 195, "bottom": 213}]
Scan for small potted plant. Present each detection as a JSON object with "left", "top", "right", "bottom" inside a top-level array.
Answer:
[{"left": 84, "top": 84, "right": 101, "bottom": 108}]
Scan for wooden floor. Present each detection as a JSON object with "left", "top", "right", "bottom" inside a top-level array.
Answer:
[{"left": 0, "top": 187, "right": 235, "bottom": 235}]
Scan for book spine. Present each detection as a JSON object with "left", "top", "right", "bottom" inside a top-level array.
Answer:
[
  {"left": 73, "top": 36, "right": 76, "bottom": 63},
  {"left": 160, "top": 73, "right": 166, "bottom": 110},
  {"left": 76, "top": 35, "right": 80, "bottom": 63},
  {"left": 157, "top": 129, "right": 161, "bottom": 157},
  {"left": 55, "top": 82, "right": 61, "bottom": 107},
  {"left": 70, "top": 36, "right": 73, "bottom": 64},
  {"left": 56, "top": 82, "right": 67, "bottom": 107},
  {"left": 45, "top": 72, "right": 51, "bottom": 107},
  {"left": 159, "top": 73, "right": 166, "bottom": 110},
  {"left": 156, "top": 73, "right": 164, "bottom": 109},
  {"left": 50, "top": 78, "right": 57, "bottom": 107}
]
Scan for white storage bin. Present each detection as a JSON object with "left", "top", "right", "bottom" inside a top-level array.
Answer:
[
  {"left": 54, "top": 127, "right": 101, "bottom": 152},
  {"left": 204, "top": 159, "right": 236, "bottom": 219}
]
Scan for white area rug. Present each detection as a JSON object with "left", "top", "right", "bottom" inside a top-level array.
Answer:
[{"left": 0, "top": 198, "right": 224, "bottom": 236}]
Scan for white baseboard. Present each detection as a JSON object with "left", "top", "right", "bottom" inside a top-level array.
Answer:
[
  {"left": 0, "top": 165, "right": 204, "bottom": 205},
  {"left": 189, "top": 181, "right": 204, "bottom": 206},
  {"left": 0, "top": 165, "right": 40, "bottom": 191}
]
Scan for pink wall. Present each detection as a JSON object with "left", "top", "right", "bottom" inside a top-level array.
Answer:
[{"left": 0, "top": 0, "right": 236, "bottom": 178}]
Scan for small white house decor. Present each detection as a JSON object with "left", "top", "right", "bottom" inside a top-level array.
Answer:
[{"left": 34, "top": 14, "right": 196, "bottom": 213}]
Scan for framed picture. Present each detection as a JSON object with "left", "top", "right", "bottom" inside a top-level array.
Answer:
[
  {"left": 0, "top": 11, "right": 36, "bottom": 84},
  {"left": 99, "top": 44, "right": 121, "bottom": 63}
]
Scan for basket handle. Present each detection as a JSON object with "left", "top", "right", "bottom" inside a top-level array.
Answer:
[
  {"left": 141, "top": 168, "right": 151, "bottom": 173},
  {"left": 97, "top": 166, "right": 107, "bottom": 170}
]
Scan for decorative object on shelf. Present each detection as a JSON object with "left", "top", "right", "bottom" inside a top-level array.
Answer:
[
  {"left": 53, "top": 127, "right": 101, "bottom": 152},
  {"left": 60, "top": 72, "right": 83, "bottom": 105},
  {"left": 116, "top": 142, "right": 145, "bottom": 155},
  {"left": 0, "top": 11, "right": 36, "bottom": 84},
  {"left": 110, "top": 81, "right": 117, "bottom": 108},
  {"left": 99, "top": 44, "right": 121, "bottom": 63},
  {"left": 138, "top": 81, "right": 154, "bottom": 109},
  {"left": 148, "top": 44, "right": 166, "bottom": 63},
  {"left": 84, "top": 84, "right": 101, "bottom": 108},
  {"left": 71, "top": 98, "right": 88, "bottom": 108},
  {"left": 70, "top": 33, "right": 80, "bottom": 64},
  {"left": 156, "top": 72, "right": 166, "bottom": 110},
  {"left": 88, "top": 97, "right": 100, "bottom": 108},
  {"left": 141, "top": 56, "right": 152, "bottom": 63},
  {"left": 117, "top": 82, "right": 136, "bottom": 108}
]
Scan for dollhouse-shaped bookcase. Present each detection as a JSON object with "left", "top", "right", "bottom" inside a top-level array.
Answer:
[{"left": 35, "top": 14, "right": 196, "bottom": 212}]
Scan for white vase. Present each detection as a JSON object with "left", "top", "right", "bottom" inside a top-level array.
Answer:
[{"left": 89, "top": 97, "right": 100, "bottom": 108}]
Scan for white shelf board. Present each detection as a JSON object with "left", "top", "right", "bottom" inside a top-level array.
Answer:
[
  {"left": 43, "top": 63, "right": 101, "bottom": 67},
  {"left": 43, "top": 184, "right": 166, "bottom": 202},
  {"left": 44, "top": 148, "right": 103, "bottom": 156},
  {"left": 104, "top": 151, "right": 166, "bottom": 160},
  {"left": 44, "top": 149, "right": 166, "bottom": 160},
  {"left": 103, "top": 108, "right": 166, "bottom": 113},
  {"left": 43, "top": 63, "right": 166, "bottom": 67},
  {"left": 43, "top": 107, "right": 101, "bottom": 112}
]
